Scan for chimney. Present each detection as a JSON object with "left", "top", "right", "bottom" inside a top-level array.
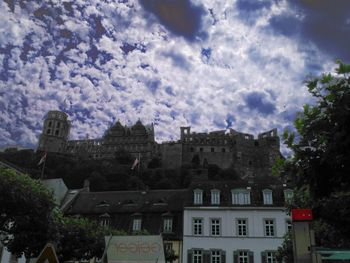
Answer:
[{"left": 83, "top": 179, "right": 90, "bottom": 192}]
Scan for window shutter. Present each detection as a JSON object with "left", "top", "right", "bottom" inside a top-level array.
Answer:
[
  {"left": 221, "top": 250, "right": 226, "bottom": 263},
  {"left": 233, "top": 251, "right": 238, "bottom": 263},
  {"left": 203, "top": 250, "right": 210, "bottom": 263},
  {"left": 188, "top": 250, "right": 193, "bottom": 263},
  {"left": 261, "top": 251, "right": 266, "bottom": 263},
  {"left": 249, "top": 251, "right": 254, "bottom": 263}
]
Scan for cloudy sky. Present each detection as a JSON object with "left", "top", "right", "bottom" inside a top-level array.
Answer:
[{"left": 1, "top": 0, "right": 349, "bottom": 155}]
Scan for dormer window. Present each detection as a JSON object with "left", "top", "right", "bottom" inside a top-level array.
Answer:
[
  {"left": 232, "top": 189, "right": 251, "bottom": 205},
  {"left": 163, "top": 217, "right": 173, "bottom": 233},
  {"left": 263, "top": 189, "right": 273, "bottom": 205},
  {"left": 132, "top": 218, "right": 142, "bottom": 232},
  {"left": 284, "top": 189, "right": 294, "bottom": 204},
  {"left": 193, "top": 189, "right": 203, "bottom": 205},
  {"left": 99, "top": 213, "right": 110, "bottom": 228},
  {"left": 211, "top": 189, "right": 220, "bottom": 205}
]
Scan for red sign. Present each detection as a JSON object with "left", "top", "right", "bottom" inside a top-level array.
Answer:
[{"left": 292, "top": 208, "right": 313, "bottom": 221}]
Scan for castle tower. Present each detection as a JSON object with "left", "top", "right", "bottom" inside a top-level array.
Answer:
[{"left": 37, "top": 110, "right": 71, "bottom": 153}]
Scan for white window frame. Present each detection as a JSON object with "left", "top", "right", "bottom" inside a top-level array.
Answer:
[
  {"left": 211, "top": 189, "right": 220, "bottom": 205},
  {"left": 211, "top": 250, "right": 221, "bottom": 263},
  {"left": 132, "top": 218, "right": 142, "bottom": 232},
  {"left": 163, "top": 217, "right": 173, "bottom": 232},
  {"left": 232, "top": 189, "right": 251, "bottom": 205},
  {"left": 194, "top": 189, "right": 203, "bottom": 205},
  {"left": 210, "top": 218, "right": 221, "bottom": 236},
  {"left": 100, "top": 217, "right": 110, "bottom": 227},
  {"left": 193, "top": 249, "right": 202, "bottom": 263},
  {"left": 264, "top": 219, "right": 275, "bottom": 237},
  {"left": 238, "top": 251, "right": 249, "bottom": 263},
  {"left": 263, "top": 189, "right": 273, "bottom": 205},
  {"left": 193, "top": 218, "right": 203, "bottom": 236},
  {"left": 266, "top": 251, "right": 277, "bottom": 263},
  {"left": 236, "top": 218, "right": 248, "bottom": 237}
]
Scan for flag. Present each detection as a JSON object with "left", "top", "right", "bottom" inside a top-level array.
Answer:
[
  {"left": 131, "top": 158, "right": 139, "bottom": 170},
  {"left": 38, "top": 152, "right": 47, "bottom": 166}
]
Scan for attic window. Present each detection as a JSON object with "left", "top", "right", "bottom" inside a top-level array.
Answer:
[
  {"left": 193, "top": 189, "right": 203, "bottom": 205},
  {"left": 153, "top": 199, "right": 167, "bottom": 206},
  {"left": 211, "top": 189, "right": 220, "bottom": 205},
  {"left": 99, "top": 213, "right": 110, "bottom": 227},
  {"left": 232, "top": 189, "right": 251, "bottom": 205},
  {"left": 124, "top": 200, "right": 137, "bottom": 206},
  {"left": 97, "top": 200, "right": 110, "bottom": 207},
  {"left": 263, "top": 189, "right": 273, "bottom": 205}
]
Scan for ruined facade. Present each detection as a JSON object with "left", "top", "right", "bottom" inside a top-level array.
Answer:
[
  {"left": 161, "top": 127, "right": 281, "bottom": 178},
  {"left": 38, "top": 111, "right": 281, "bottom": 176}
]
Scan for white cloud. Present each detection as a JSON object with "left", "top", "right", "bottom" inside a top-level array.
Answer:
[{"left": 0, "top": 0, "right": 334, "bottom": 155}]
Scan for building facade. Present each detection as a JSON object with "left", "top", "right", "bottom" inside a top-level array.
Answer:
[
  {"left": 38, "top": 111, "right": 157, "bottom": 161},
  {"left": 182, "top": 181, "right": 293, "bottom": 263},
  {"left": 64, "top": 189, "right": 189, "bottom": 263}
]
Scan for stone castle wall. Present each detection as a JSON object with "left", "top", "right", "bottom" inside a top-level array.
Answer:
[{"left": 38, "top": 111, "right": 281, "bottom": 176}]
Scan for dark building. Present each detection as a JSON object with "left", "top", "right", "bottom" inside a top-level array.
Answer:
[{"left": 64, "top": 189, "right": 189, "bottom": 263}]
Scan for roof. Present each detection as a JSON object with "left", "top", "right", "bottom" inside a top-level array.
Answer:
[{"left": 65, "top": 189, "right": 189, "bottom": 215}]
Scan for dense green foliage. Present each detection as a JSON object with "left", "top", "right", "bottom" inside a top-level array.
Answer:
[
  {"left": 0, "top": 149, "right": 232, "bottom": 191},
  {"left": 0, "top": 167, "right": 56, "bottom": 258},
  {"left": 281, "top": 61, "right": 350, "bottom": 249},
  {"left": 0, "top": 167, "right": 120, "bottom": 261}
]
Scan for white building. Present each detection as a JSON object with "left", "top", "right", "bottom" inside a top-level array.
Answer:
[{"left": 182, "top": 181, "right": 293, "bottom": 263}]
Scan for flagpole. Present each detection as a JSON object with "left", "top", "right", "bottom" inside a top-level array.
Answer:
[
  {"left": 40, "top": 157, "right": 46, "bottom": 180},
  {"left": 138, "top": 153, "right": 141, "bottom": 175}
]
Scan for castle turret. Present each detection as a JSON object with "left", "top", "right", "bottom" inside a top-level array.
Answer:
[{"left": 37, "top": 111, "right": 70, "bottom": 153}]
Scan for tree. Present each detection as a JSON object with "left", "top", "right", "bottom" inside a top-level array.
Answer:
[
  {"left": 0, "top": 167, "right": 115, "bottom": 261},
  {"left": 53, "top": 213, "right": 105, "bottom": 262},
  {"left": 281, "top": 61, "right": 350, "bottom": 247},
  {"left": 0, "top": 167, "right": 56, "bottom": 258}
]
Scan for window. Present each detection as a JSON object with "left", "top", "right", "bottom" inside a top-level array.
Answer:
[
  {"left": 264, "top": 219, "right": 275, "bottom": 237},
  {"left": 56, "top": 122, "right": 60, "bottom": 128},
  {"left": 99, "top": 213, "right": 110, "bottom": 228},
  {"left": 238, "top": 251, "right": 249, "bottom": 263},
  {"left": 263, "top": 189, "right": 273, "bottom": 205},
  {"left": 211, "top": 147, "right": 214, "bottom": 152},
  {"left": 132, "top": 218, "right": 142, "bottom": 232},
  {"left": 211, "top": 190, "right": 220, "bottom": 205},
  {"left": 286, "top": 220, "right": 292, "bottom": 232},
  {"left": 232, "top": 189, "right": 251, "bottom": 205},
  {"left": 236, "top": 219, "right": 248, "bottom": 237},
  {"left": 200, "top": 147, "right": 203, "bottom": 152},
  {"left": 55, "top": 130, "right": 59, "bottom": 135},
  {"left": 163, "top": 218, "right": 173, "bottom": 232},
  {"left": 221, "top": 148, "right": 225, "bottom": 152},
  {"left": 211, "top": 250, "right": 221, "bottom": 263},
  {"left": 266, "top": 251, "right": 277, "bottom": 263},
  {"left": 284, "top": 189, "right": 294, "bottom": 204},
  {"left": 190, "top": 147, "right": 194, "bottom": 152},
  {"left": 193, "top": 250, "right": 202, "bottom": 263},
  {"left": 48, "top": 121, "right": 52, "bottom": 127},
  {"left": 47, "top": 129, "right": 51, "bottom": 134},
  {"left": 210, "top": 219, "right": 220, "bottom": 236},
  {"left": 193, "top": 218, "right": 203, "bottom": 235},
  {"left": 194, "top": 189, "right": 203, "bottom": 205},
  {"left": 100, "top": 218, "right": 110, "bottom": 227}
]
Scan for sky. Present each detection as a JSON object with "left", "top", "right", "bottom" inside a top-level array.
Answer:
[{"left": 1, "top": 0, "right": 349, "bottom": 156}]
